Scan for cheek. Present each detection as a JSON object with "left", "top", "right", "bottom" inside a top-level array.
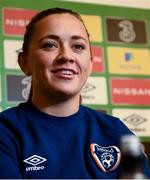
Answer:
[
  {"left": 81, "top": 56, "right": 92, "bottom": 74},
  {"left": 29, "top": 53, "right": 52, "bottom": 70}
]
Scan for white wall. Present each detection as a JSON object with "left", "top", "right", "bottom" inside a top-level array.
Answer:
[{"left": 59, "top": 0, "right": 150, "bottom": 9}]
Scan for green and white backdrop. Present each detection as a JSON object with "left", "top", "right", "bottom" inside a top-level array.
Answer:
[{"left": 0, "top": 0, "right": 150, "bottom": 142}]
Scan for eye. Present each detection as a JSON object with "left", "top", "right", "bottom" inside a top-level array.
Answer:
[
  {"left": 73, "top": 43, "right": 85, "bottom": 51},
  {"left": 42, "top": 41, "right": 58, "bottom": 50}
]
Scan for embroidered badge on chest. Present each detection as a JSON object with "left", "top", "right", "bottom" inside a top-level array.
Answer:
[{"left": 90, "top": 143, "right": 121, "bottom": 173}]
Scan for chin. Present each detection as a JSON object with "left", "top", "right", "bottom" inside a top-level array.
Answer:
[
  {"left": 54, "top": 88, "right": 79, "bottom": 97},
  {"left": 58, "top": 90, "right": 77, "bottom": 96}
]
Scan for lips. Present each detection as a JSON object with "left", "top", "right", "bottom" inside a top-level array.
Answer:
[{"left": 51, "top": 68, "right": 78, "bottom": 78}]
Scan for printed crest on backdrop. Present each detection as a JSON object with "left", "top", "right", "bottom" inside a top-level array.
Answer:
[{"left": 90, "top": 144, "right": 121, "bottom": 173}]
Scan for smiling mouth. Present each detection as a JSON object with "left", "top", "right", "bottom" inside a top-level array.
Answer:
[{"left": 51, "top": 68, "right": 78, "bottom": 78}]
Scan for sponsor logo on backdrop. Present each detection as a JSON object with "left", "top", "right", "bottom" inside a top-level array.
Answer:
[
  {"left": 4, "top": 40, "right": 23, "bottom": 69},
  {"left": 110, "top": 78, "right": 150, "bottom": 105},
  {"left": 81, "top": 15, "right": 102, "bottom": 42},
  {"left": 106, "top": 18, "right": 147, "bottom": 44},
  {"left": 118, "top": 20, "right": 136, "bottom": 43},
  {"left": 124, "top": 52, "right": 133, "bottom": 62},
  {"left": 81, "top": 77, "right": 108, "bottom": 105},
  {"left": 124, "top": 114, "right": 146, "bottom": 126},
  {"left": 107, "top": 47, "right": 150, "bottom": 75},
  {"left": 6, "top": 74, "right": 31, "bottom": 102},
  {"left": 91, "top": 46, "right": 105, "bottom": 73},
  {"left": 3, "top": 8, "right": 37, "bottom": 36},
  {"left": 81, "top": 82, "right": 96, "bottom": 93},
  {"left": 21, "top": 76, "right": 32, "bottom": 100},
  {"left": 112, "top": 109, "right": 150, "bottom": 136}
]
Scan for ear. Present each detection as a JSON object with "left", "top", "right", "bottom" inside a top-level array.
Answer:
[{"left": 18, "top": 52, "right": 31, "bottom": 76}]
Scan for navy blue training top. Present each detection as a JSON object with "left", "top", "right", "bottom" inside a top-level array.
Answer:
[{"left": 0, "top": 102, "right": 150, "bottom": 178}]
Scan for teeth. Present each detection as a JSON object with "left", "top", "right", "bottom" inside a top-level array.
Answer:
[{"left": 61, "top": 70, "right": 73, "bottom": 75}]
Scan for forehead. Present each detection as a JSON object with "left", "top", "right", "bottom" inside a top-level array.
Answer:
[{"left": 33, "top": 13, "right": 88, "bottom": 38}]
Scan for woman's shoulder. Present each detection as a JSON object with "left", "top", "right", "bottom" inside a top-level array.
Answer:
[
  {"left": 0, "top": 102, "right": 30, "bottom": 127},
  {"left": 81, "top": 105, "right": 119, "bottom": 122},
  {"left": 0, "top": 102, "right": 26, "bottom": 118},
  {"left": 81, "top": 105, "right": 132, "bottom": 135}
]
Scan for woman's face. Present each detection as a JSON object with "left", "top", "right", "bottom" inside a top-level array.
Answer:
[{"left": 24, "top": 13, "right": 92, "bottom": 100}]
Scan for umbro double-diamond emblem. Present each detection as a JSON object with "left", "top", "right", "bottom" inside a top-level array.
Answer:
[{"left": 23, "top": 155, "right": 47, "bottom": 172}]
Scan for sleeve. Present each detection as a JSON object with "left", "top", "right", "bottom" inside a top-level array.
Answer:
[{"left": 0, "top": 119, "right": 22, "bottom": 178}]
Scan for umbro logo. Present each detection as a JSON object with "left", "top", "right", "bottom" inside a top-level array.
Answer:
[
  {"left": 124, "top": 114, "right": 146, "bottom": 127},
  {"left": 23, "top": 155, "right": 47, "bottom": 172},
  {"left": 82, "top": 82, "right": 96, "bottom": 93}
]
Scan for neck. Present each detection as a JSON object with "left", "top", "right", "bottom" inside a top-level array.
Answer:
[{"left": 31, "top": 93, "right": 80, "bottom": 117}]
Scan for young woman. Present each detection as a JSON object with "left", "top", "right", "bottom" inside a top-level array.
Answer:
[{"left": 0, "top": 7, "right": 149, "bottom": 178}]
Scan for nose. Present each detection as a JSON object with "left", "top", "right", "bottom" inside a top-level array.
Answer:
[{"left": 57, "top": 45, "right": 74, "bottom": 64}]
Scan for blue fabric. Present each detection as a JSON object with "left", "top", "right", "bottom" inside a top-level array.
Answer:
[{"left": 0, "top": 102, "right": 150, "bottom": 178}]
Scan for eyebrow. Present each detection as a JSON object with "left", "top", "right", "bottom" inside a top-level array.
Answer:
[{"left": 38, "top": 34, "right": 88, "bottom": 43}]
